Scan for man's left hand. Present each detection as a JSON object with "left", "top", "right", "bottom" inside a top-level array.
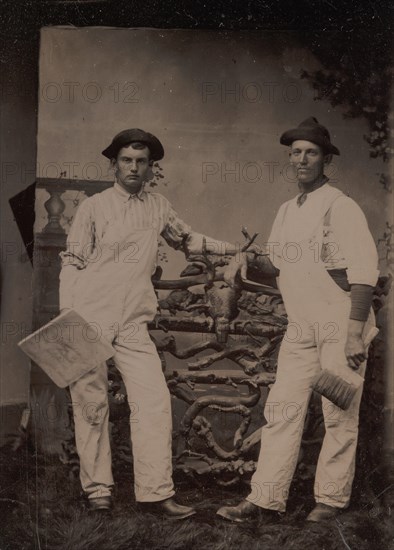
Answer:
[{"left": 345, "top": 334, "right": 367, "bottom": 370}]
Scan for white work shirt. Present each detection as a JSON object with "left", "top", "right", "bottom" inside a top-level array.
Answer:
[
  {"left": 59, "top": 182, "right": 212, "bottom": 311},
  {"left": 267, "top": 183, "right": 379, "bottom": 287}
]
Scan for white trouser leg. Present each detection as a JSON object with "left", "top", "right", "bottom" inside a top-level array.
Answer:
[
  {"left": 247, "top": 335, "right": 320, "bottom": 511},
  {"left": 113, "top": 324, "right": 175, "bottom": 503},
  {"left": 69, "top": 362, "right": 114, "bottom": 499},
  {"left": 314, "top": 324, "right": 368, "bottom": 508}
]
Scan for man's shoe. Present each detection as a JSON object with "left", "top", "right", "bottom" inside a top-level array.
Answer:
[
  {"left": 216, "top": 500, "right": 261, "bottom": 523},
  {"left": 87, "top": 496, "right": 113, "bottom": 513},
  {"left": 141, "top": 497, "right": 196, "bottom": 520},
  {"left": 306, "top": 503, "right": 341, "bottom": 522}
]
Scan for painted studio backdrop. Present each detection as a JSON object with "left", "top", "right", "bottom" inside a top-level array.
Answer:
[
  {"left": 33, "top": 28, "right": 392, "bottom": 465},
  {"left": 36, "top": 28, "right": 390, "bottom": 246}
]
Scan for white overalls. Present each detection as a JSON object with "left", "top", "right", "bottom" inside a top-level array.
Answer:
[
  {"left": 60, "top": 184, "right": 212, "bottom": 502},
  {"left": 247, "top": 185, "right": 376, "bottom": 511},
  {"left": 68, "top": 190, "right": 174, "bottom": 502}
]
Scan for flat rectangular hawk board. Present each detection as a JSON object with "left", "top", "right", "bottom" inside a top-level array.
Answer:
[{"left": 18, "top": 309, "right": 114, "bottom": 388}]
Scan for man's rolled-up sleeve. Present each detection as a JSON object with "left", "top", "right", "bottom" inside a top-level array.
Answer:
[
  {"left": 59, "top": 199, "right": 95, "bottom": 310},
  {"left": 161, "top": 203, "right": 233, "bottom": 256},
  {"left": 331, "top": 197, "right": 379, "bottom": 287}
]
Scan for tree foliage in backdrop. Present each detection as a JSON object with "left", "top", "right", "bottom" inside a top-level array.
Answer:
[{"left": 299, "top": 26, "right": 393, "bottom": 163}]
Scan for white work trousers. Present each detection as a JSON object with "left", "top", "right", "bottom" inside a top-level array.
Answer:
[
  {"left": 69, "top": 324, "right": 175, "bottom": 502},
  {"left": 247, "top": 307, "right": 374, "bottom": 512}
]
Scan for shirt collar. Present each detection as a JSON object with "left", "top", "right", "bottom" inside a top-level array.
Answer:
[
  {"left": 113, "top": 181, "right": 147, "bottom": 202},
  {"left": 296, "top": 178, "right": 330, "bottom": 207}
]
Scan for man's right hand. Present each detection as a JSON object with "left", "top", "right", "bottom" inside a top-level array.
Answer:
[{"left": 345, "top": 333, "right": 367, "bottom": 370}]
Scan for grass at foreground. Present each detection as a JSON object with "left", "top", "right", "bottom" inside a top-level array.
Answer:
[{"left": 0, "top": 445, "right": 392, "bottom": 550}]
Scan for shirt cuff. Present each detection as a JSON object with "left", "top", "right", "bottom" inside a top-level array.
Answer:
[
  {"left": 59, "top": 265, "right": 78, "bottom": 310},
  {"left": 184, "top": 232, "right": 232, "bottom": 256},
  {"left": 59, "top": 250, "right": 86, "bottom": 269},
  {"left": 346, "top": 267, "right": 380, "bottom": 287}
]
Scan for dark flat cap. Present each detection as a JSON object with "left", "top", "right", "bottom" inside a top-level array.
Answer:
[
  {"left": 280, "top": 117, "right": 340, "bottom": 155},
  {"left": 102, "top": 128, "right": 164, "bottom": 161}
]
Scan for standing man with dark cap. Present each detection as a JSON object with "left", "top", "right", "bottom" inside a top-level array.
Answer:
[
  {"left": 59, "top": 129, "right": 240, "bottom": 517},
  {"left": 217, "top": 117, "right": 379, "bottom": 523}
]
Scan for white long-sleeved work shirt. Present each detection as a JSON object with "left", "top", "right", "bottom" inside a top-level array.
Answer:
[{"left": 59, "top": 182, "right": 224, "bottom": 311}]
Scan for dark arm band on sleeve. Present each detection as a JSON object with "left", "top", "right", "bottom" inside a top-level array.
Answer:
[{"left": 350, "top": 284, "right": 375, "bottom": 322}]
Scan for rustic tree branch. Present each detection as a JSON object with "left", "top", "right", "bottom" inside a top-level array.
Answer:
[
  {"left": 180, "top": 384, "right": 261, "bottom": 436},
  {"left": 148, "top": 316, "right": 285, "bottom": 338},
  {"left": 153, "top": 334, "right": 224, "bottom": 357},
  {"left": 187, "top": 345, "right": 258, "bottom": 371},
  {"left": 166, "top": 370, "right": 276, "bottom": 386}
]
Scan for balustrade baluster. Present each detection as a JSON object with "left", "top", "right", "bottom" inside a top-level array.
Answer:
[{"left": 43, "top": 189, "right": 65, "bottom": 233}]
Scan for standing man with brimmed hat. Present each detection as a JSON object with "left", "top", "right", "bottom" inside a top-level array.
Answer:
[
  {"left": 59, "top": 128, "right": 241, "bottom": 517},
  {"left": 217, "top": 117, "right": 379, "bottom": 523}
]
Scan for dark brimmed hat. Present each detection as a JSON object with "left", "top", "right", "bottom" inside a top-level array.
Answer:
[
  {"left": 102, "top": 129, "right": 165, "bottom": 161},
  {"left": 280, "top": 117, "right": 340, "bottom": 155}
]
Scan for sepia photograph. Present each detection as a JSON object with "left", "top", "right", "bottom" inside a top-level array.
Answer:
[{"left": 1, "top": 2, "right": 393, "bottom": 549}]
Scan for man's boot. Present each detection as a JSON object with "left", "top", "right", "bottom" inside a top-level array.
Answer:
[{"left": 306, "top": 503, "right": 341, "bottom": 522}]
